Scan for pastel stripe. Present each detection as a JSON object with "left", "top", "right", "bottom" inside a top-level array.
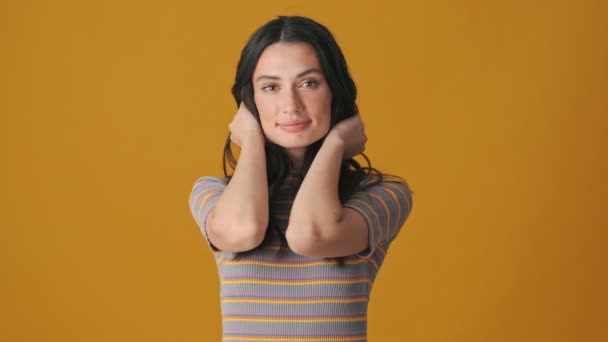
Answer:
[
  {"left": 223, "top": 278, "right": 372, "bottom": 286},
  {"left": 223, "top": 272, "right": 367, "bottom": 280},
  {"left": 224, "top": 336, "right": 366, "bottom": 342},
  {"left": 224, "top": 329, "right": 366, "bottom": 336},
  {"left": 222, "top": 291, "right": 369, "bottom": 298},
  {"left": 223, "top": 311, "right": 366, "bottom": 317},
  {"left": 221, "top": 258, "right": 366, "bottom": 267},
  {"left": 222, "top": 297, "right": 368, "bottom": 304}
]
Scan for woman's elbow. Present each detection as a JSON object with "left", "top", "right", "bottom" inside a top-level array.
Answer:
[
  {"left": 210, "top": 220, "right": 266, "bottom": 252},
  {"left": 285, "top": 224, "right": 327, "bottom": 257}
]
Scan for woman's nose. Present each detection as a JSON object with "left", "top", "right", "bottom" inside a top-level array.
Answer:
[{"left": 281, "top": 88, "right": 303, "bottom": 114}]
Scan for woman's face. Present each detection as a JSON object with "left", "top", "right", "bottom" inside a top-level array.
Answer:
[{"left": 252, "top": 42, "right": 332, "bottom": 163}]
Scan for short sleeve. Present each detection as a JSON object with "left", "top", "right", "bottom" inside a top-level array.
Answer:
[
  {"left": 343, "top": 176, "right": 413, "bottom": 258},
  {"left": 188, "top": 176, "right": 228, "bottom": 251}
]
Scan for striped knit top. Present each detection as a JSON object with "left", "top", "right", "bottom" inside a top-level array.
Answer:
[{"left": 188, "top": 174, "right": 413, "bottom": 342}]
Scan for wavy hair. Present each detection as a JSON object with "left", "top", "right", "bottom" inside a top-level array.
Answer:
[{"left": 222, "top": 16, "right": 400, "bottom": 255}]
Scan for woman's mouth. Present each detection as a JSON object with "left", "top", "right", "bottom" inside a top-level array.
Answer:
[{"left": 278, "top": 120, "right": 311, "bottom": 133}]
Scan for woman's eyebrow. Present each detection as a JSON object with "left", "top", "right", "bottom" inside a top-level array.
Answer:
[
  {"left": 255, "top": 75, "right": 280, "bottom": 82},
  {"left": 255, "top": 68, "right": 322, "bottom": 83},
  {"left": 296, "top": 68, "right": 322, "bottom": 78}
]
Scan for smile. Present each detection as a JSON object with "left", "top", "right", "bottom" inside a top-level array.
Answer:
[{"left": 278, "top": 121, "right": 311, "bottom": 133}]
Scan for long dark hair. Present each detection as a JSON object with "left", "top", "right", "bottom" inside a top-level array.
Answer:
[{"left": 223, "top": 16, "right": 396, "bottom": 255}]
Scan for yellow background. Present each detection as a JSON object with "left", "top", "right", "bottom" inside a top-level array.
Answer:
[{"left": 1, "top": 0, "right": 606, "bottom": 341}]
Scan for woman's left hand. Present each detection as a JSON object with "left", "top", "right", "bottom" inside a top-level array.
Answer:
[{"left": 326, "top": 113, "right": 367, "bottom": 160}]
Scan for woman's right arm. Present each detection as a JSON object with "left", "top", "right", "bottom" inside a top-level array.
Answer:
[{"left": 204, "top": 104, "right": 268, "bottom": 252}]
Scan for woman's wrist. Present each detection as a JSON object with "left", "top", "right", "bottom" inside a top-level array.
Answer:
[
  {"left": 323, "top": 133, "right": 346, "bottom": 159},
  {"left": 241, "top": 130, "right": 265, "bottom": 149}
]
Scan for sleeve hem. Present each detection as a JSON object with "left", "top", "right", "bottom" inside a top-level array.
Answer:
[
  {"left": 343, "top": 203, "right": 377, "bottom": 259},
  {"left": 202, "top": 208, "right": 221, "bottom": 252}
]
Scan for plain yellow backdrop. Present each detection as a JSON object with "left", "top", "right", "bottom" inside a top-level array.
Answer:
[{"left": 1, "top": 0, "right": 606, "bottom": 341}]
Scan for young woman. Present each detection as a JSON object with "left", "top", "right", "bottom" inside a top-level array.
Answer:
[{"left": 189, "top": 16, "right": 413, "bottom": 342}]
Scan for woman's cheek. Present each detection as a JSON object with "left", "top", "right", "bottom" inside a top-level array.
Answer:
[{"left": 258, "top": 118, "right": 271, "bottom": 136}]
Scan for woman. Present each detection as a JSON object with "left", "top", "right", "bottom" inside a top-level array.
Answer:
[{"left": 189, "top": 15, "right": 413, "bottom": 342}]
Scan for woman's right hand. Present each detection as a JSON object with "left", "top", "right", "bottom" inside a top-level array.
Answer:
[{"left": 228, "top": 102, "right": 264, "bottom": 147}]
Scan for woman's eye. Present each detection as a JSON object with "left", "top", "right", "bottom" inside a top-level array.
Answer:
[
  {"left": 262, "top": 84, "right": 278, "bottom": 92},
  {"left": 301, "top": 80, "right": 319, "bottom": 88}
]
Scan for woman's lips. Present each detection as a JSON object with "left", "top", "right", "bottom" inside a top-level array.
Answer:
[{"left": 278, "top": 121, "right": 311, "bottom": 133}]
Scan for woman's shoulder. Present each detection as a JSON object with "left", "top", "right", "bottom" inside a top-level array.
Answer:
[
  {"left": 192, "top": 175, "right": 229, "bottom": 188},
  {"left": 358, "top": 172, "right": 414, "bottom": 199},
  {"left": 379, "top": 174, "right": 407, "bottom": 184},
  {"left": 349, "top": 173, "right": 414, "bottom": 217},
  {"left": 360, "top": 172, "right": 408, "bottom": 187}
]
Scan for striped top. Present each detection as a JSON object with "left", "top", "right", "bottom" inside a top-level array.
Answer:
[{"left": 188, "top": 174, "right": 413, "bottom": 342}]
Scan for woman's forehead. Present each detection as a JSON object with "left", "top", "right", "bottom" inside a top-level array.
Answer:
[{"left": 253, "top": 42, "right": 322, "bottom": 80}]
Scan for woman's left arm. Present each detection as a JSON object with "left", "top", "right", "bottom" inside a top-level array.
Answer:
[{"left": 286, "top": 115, "right": 369, "bottom": 257}]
